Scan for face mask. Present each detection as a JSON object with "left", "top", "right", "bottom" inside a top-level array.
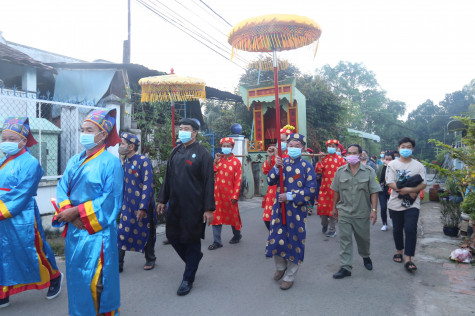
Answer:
[
  {"left": 346, "top": 155, "right": 360, "bottom": 165},
  {"left": 336, "top": 152, "right": 341, "bottom": 156},
  {"left": 327, "top": 147, "right": 336, "bottom": 154},
  {"left": 178, "top": 130, "right": 192, "bottom": 143},
  {"left": 288, "top": 147, "right": 302, "bottom": 159},
  {"left": 399, "top": 149, "right": 412, "bottom": 158},
  {"left": 118, "top": 146, "right": 131, "bottom": 155},
  {"left": 380, "top": 154, "right": 385, "bottom": 158},
  {"left": 0, "top": 141, "right": 22, "bottom": 155},
  {"left": 80, "top": 132, "right": 102, "bottom": 150},
  {"left": 222, "top": 147, "right": 232, "bottom": 155},
  {"left": 280, "top": 142, "right": 287, "bottom": 151}
]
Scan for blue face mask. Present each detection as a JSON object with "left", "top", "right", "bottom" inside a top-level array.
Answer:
[
  {"left": 399, "top": 149, "right": 412, "bottom": 158},
  {"left": 328, "top": 147, "right": 336, "bottom": 154},
  {"left": 336, "top": 152, "right": 341, "bottom": 156},
  {"left": 0, "top": 141, "right": 22, "bottom": 155},
  {"left": 380, "top": 154, "right": 385, "bottom": 158},
  {"left": 281, "top": 142, "right": 287, "bottom": 151},
  {"left": 222, "top": 147, "right": 232, "bottom": 155},
  {"left": 288, "top": 147, "right": 302, "bottom": 159},
  {"left": 178, "top": 130, "right": 192, "bottom": 144},
  {"left": 80, "top": 132, "right": 100, "bottom": 150}
]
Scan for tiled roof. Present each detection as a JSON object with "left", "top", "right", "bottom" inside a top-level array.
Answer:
[{"left": 0, "top": 42, "right": 56, "bottom": 73}]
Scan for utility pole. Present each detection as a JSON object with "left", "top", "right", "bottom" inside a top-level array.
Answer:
[{"left": 123, "top": 0, "right": 131, "bottom": 63}]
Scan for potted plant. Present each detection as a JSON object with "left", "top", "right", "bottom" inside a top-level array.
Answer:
[
  {"left": 439, "top": 191, "right": 461, "bottom": 237},
  {"left": 461, "top": 191, "right": 475, "bottom": 236}
]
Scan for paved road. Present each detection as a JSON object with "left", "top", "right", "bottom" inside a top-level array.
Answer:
[{"left": 4, "top": 199, "right": 472, "bottom": 315}]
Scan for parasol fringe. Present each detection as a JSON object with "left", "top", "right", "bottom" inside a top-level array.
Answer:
[{"left": 313, "top": 40, "right": 319, "bottom": 59}]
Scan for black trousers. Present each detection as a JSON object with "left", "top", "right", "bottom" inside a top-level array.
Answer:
[
  {"left": 119, "top": 223, "right": 157, "bottom": 265},
  {"left": 389, "top": 208, "right": 420, "bottom": 257},
  {"left": 169, "top": 240, "right": 203, "bottom": 283},
  {"left": 378, "top": 188, "right": 390, "bottom": 225}
]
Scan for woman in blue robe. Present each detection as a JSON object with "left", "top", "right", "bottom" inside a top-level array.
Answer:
[
  {"left": 53, "top": 109, "right": 123, "bottom": 316},
  {"left": 0, "top": 117, "right": 62, "bottom": 309}
]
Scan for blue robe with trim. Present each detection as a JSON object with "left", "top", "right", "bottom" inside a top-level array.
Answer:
[
  {"left": 0, "top": 151, "right": 59, "bottom": 287},
  {"left": 53, "top": 148, "right": 123, "bottom": 316},
  {"left": 265, "top": 156, "right": 317, "bottom": 264}
]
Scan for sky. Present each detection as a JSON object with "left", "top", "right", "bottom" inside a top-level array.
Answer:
[{"left": 1, "top": 0, "right": 474, "bottom": 115}]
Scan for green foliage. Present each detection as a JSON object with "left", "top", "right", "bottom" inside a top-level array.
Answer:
[
  {"left": 295, "top": 75, "right": 346, "bottom": 150},
  {"left": 425, "top": 116, "right": 475, "bottom": 221}
]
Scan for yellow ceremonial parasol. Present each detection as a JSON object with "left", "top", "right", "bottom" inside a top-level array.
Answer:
[
  {"left": 228, "top": 14, "right": 322, "bottom": 224},
  {"left": 139, "top": 69, "right": 206, "bottom": 147}
]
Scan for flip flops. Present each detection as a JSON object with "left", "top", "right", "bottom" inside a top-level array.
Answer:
[{"left": 208, "top": 242, "right": 223, "bottom": 250}]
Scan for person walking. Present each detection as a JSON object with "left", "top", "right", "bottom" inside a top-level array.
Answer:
[
  {"left": 377, "top": 151, "right": 394, "bottom": 231},
  {"left": 265, "top": 133, "right": 317, "bottom": 290},
  {"left": 331, "top": 144, "right": 381, "bottom": 279},
  {"left": 0, "top": 117, "right": 63, "bottom": 309},
  {"left": 52, "top": 109, "right": 123, "bottom": 315},
  {"left": 316, "top": 139, "right": 346, "bottom": 237},
  {"left": 117, "top": 132, "right": 157, "bottom": 272},
  {"left": 156, "top": 118, "right": 215, "bottom": 296},
  {"left": 209, "top": 137, "right": 242, "bottom": 250},
  {"left": 386, "top": 137, "right": 426, "bottom": 272}
]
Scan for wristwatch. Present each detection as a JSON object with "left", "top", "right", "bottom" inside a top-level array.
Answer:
[{"left": 371, "top": 209, "right": 377, "bottom": 212}]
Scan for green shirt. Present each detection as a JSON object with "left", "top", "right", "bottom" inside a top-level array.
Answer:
[{"left": 330, "top": 163, "right": 382, "bottom": 218}]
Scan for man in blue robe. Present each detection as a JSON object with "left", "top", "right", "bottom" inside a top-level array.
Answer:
[
  {"left": 266, "top": 133, "right": 317, "bottom": 290},
  {"left": 0, "top": 117, "right": 63, "bottom": 309},
  {"left": 117, "top": 132, "right": 157, "bottom": 272},
  {"left": 53, "top": 109, "right": 123, "bottom": 316}
]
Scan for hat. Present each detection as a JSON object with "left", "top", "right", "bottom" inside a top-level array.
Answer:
[
  {"left": 287, "top": 133, "right": 306, "bottom": 146},
  {"left": 2, "top": 117, "right": 37, "bottom": 147},
  {"left": 179, "top": 118, "right": 200, "bottom": 130},
  {"left": 338, "top": 143, "right": 344, "bottom": 151},
  {"left": 326, "top": 139, "right": 340, "bottom": 146},
  {"left": 220, "top": 137, "right": 235, "bottom": 146},
  {"left": 306, "top": 148, "right": 314, "bottom": 154},
  {"left": 85, "top": 108, "right": 121, "bottom": 147},
  {"left": 280, "top": 124, "right": 295, "bottom": 135},
  {"left": 121, "top": 132, "right": 140, "bottom": 145}
]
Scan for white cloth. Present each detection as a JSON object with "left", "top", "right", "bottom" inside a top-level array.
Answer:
[{"left": 274, "top": 256, "right": 300, "bottom": 282}]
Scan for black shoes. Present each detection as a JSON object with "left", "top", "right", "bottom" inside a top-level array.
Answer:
[
  {"left": 46, "top": 273, "right": 63, "bottom": 300},
  {"left": 363, "top": 257, "right": 373, "bottom": 271},
  {"left": 0, "top": 297, "right": 9, "bottom": 309},
  {"left": 229, "top": 235, "right": 242, "bottom": 244},
  {"left": 177, "top": 280, "right": 193, "bottom": 296},
  {"left": 333, "top": 268, "right": 351, "bottom": 279}
]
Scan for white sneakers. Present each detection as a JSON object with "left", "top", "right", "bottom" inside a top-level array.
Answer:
[{"left": 381, "top": 225, "right": 388, "bottom": 231}]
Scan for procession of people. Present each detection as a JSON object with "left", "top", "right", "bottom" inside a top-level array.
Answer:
[{"left": 0, "top": 114, "right": 426, "bottom": 314}]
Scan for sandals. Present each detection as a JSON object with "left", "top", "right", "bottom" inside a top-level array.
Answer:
[
  {"left": 393, "top": 254, "right": 403, "bottom": 263},
  {"left": 208, "top": 242, "right": 223, "bottom": 250},
  {"left": 405, "top": 261, "right": 417, "bottom": 272},
  {"left": 144, "top": 261, "right": 155, "bottom": 271}
]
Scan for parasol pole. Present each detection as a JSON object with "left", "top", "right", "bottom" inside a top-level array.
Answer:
[
  {"left": 169, "top": 90, "right": 176, "bottom": 148},
  {"left": 273, "top": 49, "right": 286, "bottom": 225}
]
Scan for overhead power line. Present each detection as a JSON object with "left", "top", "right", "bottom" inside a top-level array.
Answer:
[{"left": 136, "top": 0, "right": 248, "bottom": 70}]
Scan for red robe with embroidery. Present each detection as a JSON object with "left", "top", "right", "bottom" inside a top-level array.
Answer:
[
  {"left": 211, "top": 154, "right": 242, "bottom": 230},
  {"left": 316, "top": 153, "right": 346, "bottom": 216},
  {"left": 262, "top": 152, "right": 289, "bottom": 222}
]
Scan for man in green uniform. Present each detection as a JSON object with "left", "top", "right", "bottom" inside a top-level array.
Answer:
[{"left": 330, "top": 144, "right": 381, "bottom": 279}]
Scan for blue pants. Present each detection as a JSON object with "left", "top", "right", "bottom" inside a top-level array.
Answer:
[
  {"left": 378, "top": 188, "right": 390, "bottom": 225},
  {"left": 169, "top": 240, "right": 203, "bottom": 283},
  {"left": 212, "top": 225, "right": 241, "bottom": 245}
]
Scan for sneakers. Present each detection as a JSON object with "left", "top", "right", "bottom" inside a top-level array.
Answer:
[
  {"left": 381, "top": 225, "right": 388, "bottom": 231},
  {"left": 326, "top": 231, "right": 337, "bottom": 238},
  {"left": 0, "top": 297, "right": 9, "bottom": 309},
  {"left": 46, "top": 273, "right": 63, "bottom": 300},
  {"left": 333, "top": 268, "right": 351, "bottom": 279}
]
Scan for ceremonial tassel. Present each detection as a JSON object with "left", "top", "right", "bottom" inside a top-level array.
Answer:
[{"left": 313, "top": 40, "right": 319, "bottom": 59}]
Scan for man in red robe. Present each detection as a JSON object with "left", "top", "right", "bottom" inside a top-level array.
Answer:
[
  {"left": 261, "top": 125, "right": 293, "bottom": 230},
  {"left": 208, "top": 137, "right": 242, "bottom": 250},
  {"left": 316, "top": 139, "right": 346, "bottom": 237}
]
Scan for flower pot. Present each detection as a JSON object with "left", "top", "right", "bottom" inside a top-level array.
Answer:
[
  {"left": 429, "top": 185, "right": 440, "bottom": 202},
  {"left": 443, "top": 226, "right": 459, "bottom": 237},
  {"left": 461, "top": 212, "right": 471, "bottom": 221}
]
